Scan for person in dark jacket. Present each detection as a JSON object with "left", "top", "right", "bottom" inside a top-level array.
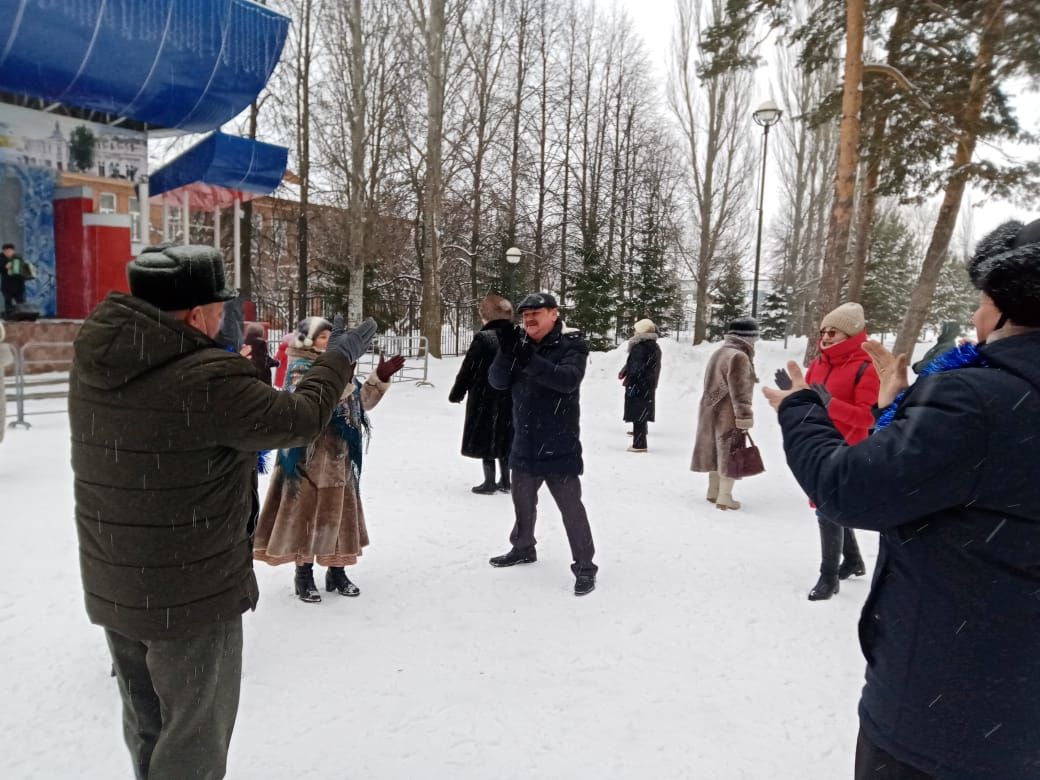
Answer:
[
  {"left": 1, "top": 242, "right": 27, "bottom": 317},
  {"left": 911, "top": 320, "right": 962, "bottom": 374},
  {"left": 449, "top": 294, "right": 514, "bottom": 494},
  {"left": 763, "top": 218, "right": 1040, "bottom": 780},
  {"left": 487, "top": 292, "right": 598, "bottom": 596},
  {"left": 619, "top": 318, "right": 662, "bottom": 453},
  {"left": 800, "top": 302, "right": 879, "bottom": 601},
  {"left": 243, "top": 322, "right": 280, "bottom": 384},
  {"left": 69, "top": 244, "right": 376, "bottom": 780}
]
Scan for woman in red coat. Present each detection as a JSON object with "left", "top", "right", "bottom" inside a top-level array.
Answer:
[{"left": 803, "top": 303, "right": 879, "bottom": 600}]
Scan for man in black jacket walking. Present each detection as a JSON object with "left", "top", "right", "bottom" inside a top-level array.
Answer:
[
  {"left": 764, "top": 219, "right": 1040, "bottom": 779},
  {"left": 487, "top": 292, "right": 598, "bottom": 596},
  {"left": 70, "top": 245, "right": 376, "bottom": 779}
]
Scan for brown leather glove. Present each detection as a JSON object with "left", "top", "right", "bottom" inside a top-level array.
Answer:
[{"left": 376, "top": 353, "right": 406, "bottom": 382}]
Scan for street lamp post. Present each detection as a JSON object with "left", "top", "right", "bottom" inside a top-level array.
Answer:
[
  {"left": 505, "top": 246, "right": 522, "bottom": 303},
  {"left": 751, "top": 99, "right": 782, "bottom": 318}
]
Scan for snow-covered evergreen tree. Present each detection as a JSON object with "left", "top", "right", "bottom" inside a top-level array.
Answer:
[
  {"left": 629, "top": 210, "right": 681, "bottom": 334},
  {"left": 758, "top": 288, "right": 789, "bottom": 341},
  {"left": 862, "top": 212, "right": 918, "bottom": 339},
  {"left": 927, "top": 252, "right": 977, "bottom": 332},
  {"left": 707, "top": 258, "right": 747, "bottom": 341},
  {"left": 569, "top": 219, "right": 619, "bottom": 350}
]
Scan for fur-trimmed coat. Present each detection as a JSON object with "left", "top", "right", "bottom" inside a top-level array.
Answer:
[
  {"left": 254, "top": 346, "right": 390, "bottom": 568},
  {"left": 691, "top": 335, "right": 756, "bottom": 475},
  {"left": 621, "top": 333, "right": 662, "bottom": 423},
  {"left": 449, "top": 325, "right": 513, "bottom": 459}
]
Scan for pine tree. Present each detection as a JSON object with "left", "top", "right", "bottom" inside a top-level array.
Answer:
[
  {"left": 758, "top": 288, "right": 789, "bottom": 341},
  {"left": 569, "top": 219, "right": 619, "bottom": 351},
  {"left": 861, "top": 212, "right": 918, "bottom": 338},
  {"left": 707, "top": 258, "right": 747, "bottom": 341},
  {"left": 629, "top": 211, "right": 681, "bottom": 334},
  {"left": 928, "top": 252, "right": 977, "bottom": 332}
]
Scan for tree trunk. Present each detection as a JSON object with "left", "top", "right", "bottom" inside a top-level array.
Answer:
[
  {"left": 893, "top": 0, "right": 1005, "bottom": 357},
  {"left": 805, "top": 0, "right": 865, "bottom": 365},
  {"left": 296, "top": 0, "right": 313, "bottom": 318},
  {"left": 421, "top": 0, "right": 445, "bottom": 358},
  {"left": 346, "top": 0, "right": 366, "bottom": 325}
]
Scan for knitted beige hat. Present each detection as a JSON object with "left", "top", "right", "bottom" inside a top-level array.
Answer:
[
  {"left": 633, "top": 318, "right": 656, "bottom": 334},
  {"left": 820, "top": 302, "right": 865, "bottom": 336}
]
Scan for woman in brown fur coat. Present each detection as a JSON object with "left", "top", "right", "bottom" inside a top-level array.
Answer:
[
  {"left": 691, "top": 317, "right": 759, "bottom": 510},
  {"left": 254, "top": 316, "right": 404, "bottom": 603}
]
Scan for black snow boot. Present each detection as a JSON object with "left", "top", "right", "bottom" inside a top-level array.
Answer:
[
  {"left": 472, "top": 459, "right": 498, "bottom": 494},
  {"left": 489, "top": 547, "right": 537, "bottom": 567},
  {"left": 574, "top": 573, "right": 596, "bottom": 597},
  {"left": 839, "top": 529, "right": 866, "bottom": 579},
  {"left": 326, "top": 566, "right": 361, "bottom": 597},
  {"left": 838, "top": 558, "right": 867, "bottom": 580},
  {"left": 294, "top": 563, "right": 322, "bottom": 603},
  {"left": 808, "top": 574, "right": 840, "bottom": 601},
  {"left": 497, "top": 457, "right": 511, "bottom": 492}
]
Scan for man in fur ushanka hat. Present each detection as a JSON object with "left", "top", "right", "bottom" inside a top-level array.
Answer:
[{"left": 763, "top": 219, "right": 1040, "bottom": 778}]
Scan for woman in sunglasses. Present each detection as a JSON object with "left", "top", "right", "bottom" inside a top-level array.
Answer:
[{"left": 802, "top": 302, "right": 879, "bottom": 600}]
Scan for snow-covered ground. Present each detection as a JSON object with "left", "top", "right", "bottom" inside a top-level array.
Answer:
[{"left": 1, "top": 337, "right": 931, "bottom": 779}]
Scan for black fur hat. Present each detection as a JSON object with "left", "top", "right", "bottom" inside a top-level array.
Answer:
[
  {"left": 127, "top": 244, "right": 237, "bottom": 311},
  {"left": 969, "top": 219, "right": 1040, "bottom": 326},
  {"left": 727, "top": 316, "right": 760, "bottom": 339}
]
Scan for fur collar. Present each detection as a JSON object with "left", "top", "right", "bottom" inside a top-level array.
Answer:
[{"left": 628, "top": 331, "right": 659, "bottom": 347}]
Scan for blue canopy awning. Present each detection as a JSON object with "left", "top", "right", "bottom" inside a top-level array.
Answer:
[
  {"left": 149, "top": 131, "right": 288, "bottom": 207},
  {"left": 0, "top": 0, "right": 289, "bottom": 132}
]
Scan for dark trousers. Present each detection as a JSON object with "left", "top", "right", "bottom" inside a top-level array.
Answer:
[
  {"left": 510, "top": 469, "right": 597, "bottom": 576},
  {"left": 855, "top": 728, "right": 936, "bottom": 779},
  {"left": 105, "top": 616, "right": 244, "bottom": 780},
  {"left": 632, "top": 420, "right": 648, "bottom": 449},
  {"left": 818, "top": 514, "right": 862, "bottom": 576}
]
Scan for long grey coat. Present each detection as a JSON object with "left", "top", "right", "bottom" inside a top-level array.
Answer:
[{"left": 691, "top": 335, "right": 756, "bottom": 476}]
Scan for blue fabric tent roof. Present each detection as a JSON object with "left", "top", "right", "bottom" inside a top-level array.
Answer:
[
  {"left": 0, "top": 0, "right": 288, "bottom": 132},
  {"left": 148, "top": 132, "right": 288, "bottom": 198}
]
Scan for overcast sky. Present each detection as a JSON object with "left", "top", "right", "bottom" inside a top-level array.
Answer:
[{"left": 616, "top": 0, "right": 1039, "bottom": 244}]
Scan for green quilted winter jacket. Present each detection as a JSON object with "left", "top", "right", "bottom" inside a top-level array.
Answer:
[{"left": 69, "top": 292, "right": 352, "bottom": 639}]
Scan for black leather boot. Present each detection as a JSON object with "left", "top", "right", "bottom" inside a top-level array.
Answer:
[
  {"left": 294, "top": 563, "right": 322, "bottom": 603},
  {"left": 808, "top": 574, "right": 840, "bottom": 601},
  {"left": 497, "top": 457, "right": 511, "bottom": 492},
  {"left": 472, "top": 459, "right": 498, "bottom": 494},
  {"left": 326, "top": 566, "right": 361, "bottom": 597},
  {"left": 839, "top": 529, "right": 866, "bottom": 579}
]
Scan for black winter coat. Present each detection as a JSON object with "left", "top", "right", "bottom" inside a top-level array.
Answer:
[
  {"left": 69, "top": 293, "right": 353, "bottom": 640},
  {"left": 621, "top": 334, "right": 661, "bottom": 423},
  {"left": 244, "top": 334, "right": 280, "bottom": 385},
  {"left": 777, "top": 330, "right": 1040, "bottom": 779},
  {"left": 449, "top": 325, "right": 513, "bottom": 459},
  {"left": 488, "top": 319, "right": 588, "bottom": 477}
]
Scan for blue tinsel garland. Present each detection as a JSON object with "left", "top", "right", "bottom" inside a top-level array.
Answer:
[{"left": 874, "top": 342, "right": 988, "bottom": 430}]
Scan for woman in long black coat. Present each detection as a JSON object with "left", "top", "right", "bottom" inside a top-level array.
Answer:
[
  {"left": 619, "top": 318, "right": 662, "bottom": 452},
  {"left": 449, "top": 295, "right": 515, "bottom": 493}
]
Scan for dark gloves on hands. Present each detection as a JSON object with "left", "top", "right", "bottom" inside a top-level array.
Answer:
[
  {"left": 810, "top": 383, "right": 833, "bottom": 407},
  {"left": 496, "top": 323, "right": 534, "bottom": 364},
  {"left": 328, "top": 317, "right": 377, "bottom": 364},
  {"left": 376, "top": 353, "right": 406, "bottom": 382},
  {"left": 774, "top": 368, "right": 793, "bottom": 390},
  {"left": 330, "top": 313, "right": 346, "bottom": 340}
]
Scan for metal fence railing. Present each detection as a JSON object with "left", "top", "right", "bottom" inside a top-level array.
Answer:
[
  {"left": 355, "top": 335, "right": 433, "bottom": 387},
  {"left": 4, "top": 341, "right": 75, "bottom": 430}
]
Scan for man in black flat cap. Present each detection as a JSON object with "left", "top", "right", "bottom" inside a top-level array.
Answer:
[
  {"left": 487, "top": 292, "right": 598, "bottom": 596},
  {"left": 69, "top": 244, "right": 377, "bottom": 779}
]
